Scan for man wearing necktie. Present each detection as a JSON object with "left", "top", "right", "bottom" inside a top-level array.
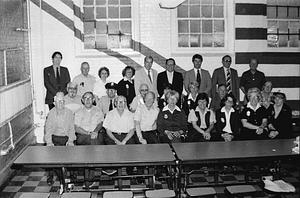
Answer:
[
  {"left": 212, "top": 55, "right": 240, "bottom": 104},
  {"left": 184, "top": 54, "right": 212, "bottom": 96},
  {"left": 97, "top": 82, "right": 118, "bottom": 117},
  {"left": 44, "top": 51, "right": 70, "bottom": 110}
]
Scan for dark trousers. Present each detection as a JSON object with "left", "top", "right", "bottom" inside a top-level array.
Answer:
[
  {"left": 75, "top": 133, "right": 103, "bottom": 145},
  {"left": 142, "top": 130, "right": 159, "bottom": 144},
  {"left": 48, "top": 103, "right": 55, "bottom": 110},
  {"left": 187, "top": 128, "right": 208, "bottom": 142}
]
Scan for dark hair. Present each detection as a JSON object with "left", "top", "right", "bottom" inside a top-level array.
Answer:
[
  {"left": 273, "top": 92, "right": 286, "bottom": 101},
  {"left": 144, "top": 56, "right": 153, "bottom": 62},
  {"left": 192, "top": 54, "right": 203, "bottom": 62},
  {"left": 166, "top": 58, "right": 175, "bottom": 65},
  {"left": 218, "top": 83, "right": 226, "bottom": 89},
  {"left": 222, "top": 55, "right": 231, "bottom": 62},
  {"left": 122, "top": 66, "right": 135, "bottom": 77},
  {"left": 195, "top": 92, "right": 209, "bottom": 107},
  {"left": 220, "top": 93, "right": 237, "bottom": 108},
  {"left": 51, "top": 51, "right": 62, "bottom": 59},
  {"left": 98, "top": 67, "right": 110, "bottom": 78}
]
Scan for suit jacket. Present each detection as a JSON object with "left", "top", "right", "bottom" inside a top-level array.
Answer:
[
  {"left": 44, "top": 65, "right": 70, "bottom": 104},
  {"left": 212, "top": 67, "right": 239, "bottom": 101},
  {"left": 184, "top": 68, "right": 212, "bottom": 95},
  {"left": 157, "top": 71, "right": 183, "bottom": 97},
  {"left": 134, "top": 67, "right": 158, "bottom": 96}
]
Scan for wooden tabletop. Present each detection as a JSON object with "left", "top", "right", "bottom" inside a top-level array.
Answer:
[
  {"left": 172, "top": 139, "right": 299, "bottom": 164},
  {"left": 14, "top": 144, "right": 176, "bottom": 168}
]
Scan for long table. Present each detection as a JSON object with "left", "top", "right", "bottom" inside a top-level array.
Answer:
[{"left": 14, "top": 144, "right": 177, "bottom": 191}]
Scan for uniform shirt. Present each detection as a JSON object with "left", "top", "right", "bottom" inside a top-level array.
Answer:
[
  {"left": 134, "top": 104, "right": 159, "bottom": 131},
  {"left": 241, "top": 103, "right": 267, "bottom": 127},
  {"left": 188, "top": 107, "right": 216, "bottom": 129},
  {"left": 45, "top": 107, "right": 75, "bottom": 144},
  {"left": 72, "top": 74, "right": 96, "bottom": 97},
  {"left": 75, "top": 106, "right": 104, "bottom": 133},
  {"left": 64, "top": 95, "right": 82, "bottom": 113},
  {"left": 103, "top": 108, "right": 134, "bottom": 133}
]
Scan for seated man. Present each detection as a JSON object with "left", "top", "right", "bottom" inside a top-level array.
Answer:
[
  {"left": 135, "top": 91, "right": 160, "bottom": 144},
  {"left": 75, "top": 92, "right": 104, "bottom": 145},
  {"left": 103, "top": 96, "right": 135, "bottom": 145},
  {"left": 97, "top": 82, "right": 118, "bottom": 117},
  {"left": 44, "top": 92, "right": 75, "bottom": 186},
  {"left": 130, "top": 83, "right": 157, "bottom": 112},
  {"left": 210, "top": 84, "right": 227, "bottom": 112},
  {"left": 64, "top": 82, "right": 82, "bottom": 113}
]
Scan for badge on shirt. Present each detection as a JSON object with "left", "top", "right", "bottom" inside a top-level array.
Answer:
[
  {"left": 246, "top": 111, "right": 251, "bottom": 117},
  {"left": 126, "top": 84, "right": 129, "bottom": 89},
  {"left": 164, "top": 114, "right": 168, "bottom": 119},
  {"left": 163, "top": 102, "right": 166, "bottom": 106},
  {"left": 187, "top": 100, "right": 191, "bottom": 105},
  {"left": 221, "top": 118, "right": 225, "bottom": 123}
]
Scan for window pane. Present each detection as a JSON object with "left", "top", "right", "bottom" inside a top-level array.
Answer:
[
  {"left": 268, "top": 34, "right": 278, "bottom": 47},
  {"left": 190, "top": 5, "right": 200, "bottom": 17},
  {"left": 120, "top": 21, "right": 131, "bottom": 34},
  {"left": 214, "top": 20, "right": 224, "bottom": 33},
  {"left": 278, "top": 35, "right": 288, "bottom": 47},
  {"left": 84, "top": 0, "right": 93, "bottom": 5},
  {"left": 190, "top": 34, "right": 201, "bottom": 47},
  {"left": 120, "top": 0, "right": 131, "bottom": 5},
  {"left": 190, "top": 20, "right": 201, "bottom": 33},
  {"left": 201, "top": 0, "right": 212, "bottom": 4},
  {"left": 120, "top": 35, "right": 132, "bottom": 48},
  {"left": 278, "top": 21, "right": 288, "bottom": 33},
  {"left": 84, "top": 35, "right": 96, "bottom": 49},
  {"left": 96, "top": 0, "right": 106, "bottom": 5},
  {"left": 267, "top": 20, "right": 278, "bottom": 33},
  {"left": 108, "top": 21, "right": 119, "bottom": 34},
  {"left": 108, "top": 0, "right": 119, "bottom": 5},
  {"left": 178, "top": 5, "right": 188, "bottom": 18},
  {"left": 96, "top": 7, "right": 106, "bottom": 19},
  {"left": 289, "top": 21, "right": 300, "bottom": 33},
  {"left": 288, "top": 7, "right": 298, "bottom": 18},
  {"left": 202, "top": 5, "right": 212, "bottom": 18},
  {"left": 84, "top": 7, "right": 94, "bottom": 20},
  {"left": 178, "top": 20, "right": 189, "bottom": 33},
  {"left": 190, "top": 0, "right": 200, "bottom": 4},
  {"left": 84, "top": 22, "right": 95, "bottom": 34},
  {"left": 108, "top": 35, "right": 120, "bottom": 48},
  {"left": 289, "top": 35, "right": 299, "bottom": 47},
  {"left": 267, "top": 6, "right": 276, "bottom": 18},
  {"left": 120, "top": 7, "right": 131, "bottom": 18},
  {"left": 108, "top": 6, "right": 119, "bottom": 18},
  {"left": 202, "top": 20, "right": 212, "bottom": 33},
  {"left": 202, "top": 34, "right": 213, "bottom": 47},
  {"left": 213, "top": 34, "right": 224, "bottom": 47},
  {"left": 214, "top": 0, "right": 223, "bottom": 5},
  {"left": 213, "top": 5, "right": 223, "bottom": 17},
  {"left": 96, "top": 35, "right": 107, "bottom": 49},
  {"left": 178, "top": 34, "right": 189, "bottom": 47},
  {"left": 278, "top": 7, "right": 288, "bottom": 18},
  {"left": 96, "top": 21, "right": 107, "bottom": 34}
]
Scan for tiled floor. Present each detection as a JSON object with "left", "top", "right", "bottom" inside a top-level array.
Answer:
[{"left": 1, "top": 164, "right": 299, "bottom": 198}]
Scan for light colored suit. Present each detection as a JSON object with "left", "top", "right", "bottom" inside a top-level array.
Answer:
[
  {"left": 134, "top": 67, "right": 158, "bottom": 96},
  {"left": 184, "top": 68, "right": 212, "bottom": 96},
  {"left": 212, "top": 67, "right": 239, "bottom": 102}
]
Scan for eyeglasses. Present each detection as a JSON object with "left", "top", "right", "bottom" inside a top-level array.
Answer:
[
  {"left": 140, "top": 89, "right": 148, "bottom": 91},
  {"left": 223, "top": 60, "right": 231, "bottom": 62}
]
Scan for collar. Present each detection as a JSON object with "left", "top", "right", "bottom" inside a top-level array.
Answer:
[
  {"left": 167, "top": 71, "right": 174, "bottom": 75},
  {"left": 247, "top": 102, "right": 261, "bottom": 111},
  {"left": 188, "top": 93, "right": 197, "bottom": 100},
  {"left": 221, "top": 106, "right": 235, "bottom": 113},
  {"left": 144, "top": 68, "right": 151, "bottom": 74},
  {"left": 162, "top": 105, "right": 181, "bottom": 112},
  {"left": 223, "top": 67, "right": 230, "bottom": 72},
  {"left": 123, "top": 77, "right": 133, "bottom": 83},
  {"left": 194, "top": 68, "right": 201, "bottom": 74},
  {"left": 195, "top": 106, "right": 209, "bottom": 113},
  {"left": 161, "top": 94, "right": 166, "bottom": 99}
]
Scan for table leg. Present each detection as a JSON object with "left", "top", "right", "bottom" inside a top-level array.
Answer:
[
  {"left": 118, "top": 168, "right": 122, "bottom": 189},
  {"left": 84, "top": 168, "right": 89, "bottom": 190},
  {"left": 148, "top": 167, "right": 154, "bottom": 188},
  {"left": 60, "top": 167, "right": 67, "bottom": 194}
]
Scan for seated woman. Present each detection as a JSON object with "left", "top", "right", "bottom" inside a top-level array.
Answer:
[
  {"left": 267, "top": 92, "right": 292, "bottom": 139},
  {"left": 187, "top": 93, "right": 216, "bottom": 142},
  {"left": 241, "top": 88, "right": 268, "bottom": 140},
  {"left": 182, "top": 81, "right": 199, "bottom": 116},
  {"left": 117, "top": 66, "right": 136, "bottom": 107},
  {"left": 157, "top": 90, "right": 187, "bottom": 143},
  {"left": 215, "top": 93, "right": 240, "bottom": 141}
]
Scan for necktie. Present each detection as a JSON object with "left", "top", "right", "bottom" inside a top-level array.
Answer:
[
  {"left": 196, "top": 69, "right": 201, "bottom": 85},
  {"left": 148, "top": 70, "right": 152, "bottom": 83},
  {"left": 109, "top": 99, "right": 113, "bottom": 111},
  {"left": 226, "top": 68, "right": 232, "bottom": 93},
  {"left": 56, "top": 67, "right": 61, "bottom": 90}
]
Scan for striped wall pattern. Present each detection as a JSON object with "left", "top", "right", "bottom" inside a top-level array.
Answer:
[{"left": 235, "top": 1, "right": 300, "bottom": 110}]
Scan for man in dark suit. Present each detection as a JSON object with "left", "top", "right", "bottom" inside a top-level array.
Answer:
[
  {"left": 212, "top": 55, "right": 239, "bottom": 103},
  {"left": 184, "top": 54, "right": 212, "bottom": 96},
  {"left": 44, "top": 51, "right": 70, "bottom": 110},
  {"left": 157, "top": 58, "right": 183, "bottom": 98}
]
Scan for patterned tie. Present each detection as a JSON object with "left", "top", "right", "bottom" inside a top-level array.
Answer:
[
  {"left": 226, "top": 68, "right": 232, "bottom": 93},
  {"left": 196, "top": 69, "right": 201, "bottom": 85},
  {"left": 148, "top": 70, "right": 152, "bottom": 83}
]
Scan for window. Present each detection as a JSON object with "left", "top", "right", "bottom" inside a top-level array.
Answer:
[
  {"left": 267, "top": 0, "right": 300, "bottom": 48},
  {"left": 176, "top": 0, "right": 225, "bottom": 48},
  {"left": 83, "top": 0, "right": 132, "bottom": 50}
]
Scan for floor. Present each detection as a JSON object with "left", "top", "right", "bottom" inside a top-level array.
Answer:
[{"left": 0, "top": 164, "right": 299, "bottom": 198}]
